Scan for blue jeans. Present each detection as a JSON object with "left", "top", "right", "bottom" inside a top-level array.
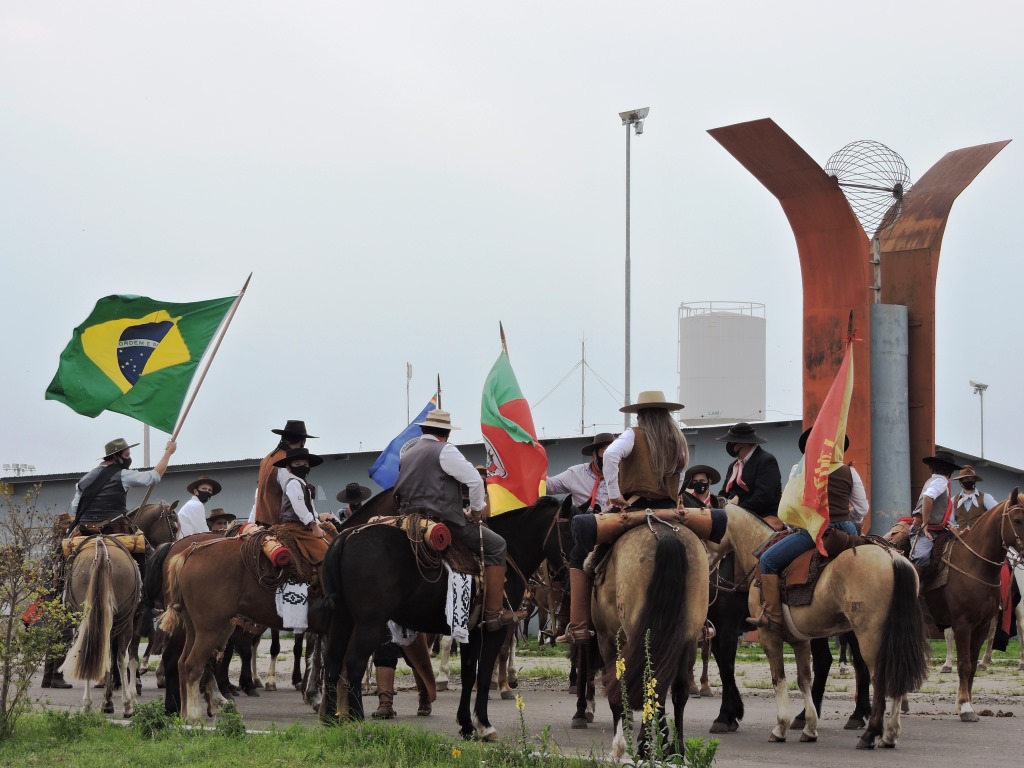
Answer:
[{"left": 760, "top": 520, "right": 859, "bottom": 576}]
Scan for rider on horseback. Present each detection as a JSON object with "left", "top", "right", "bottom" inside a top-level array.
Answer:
[
  {"left": 250, "top": 419, "right": 317, "bottom": 526},
  {"left": 557, "top": 390, "right": 688, "bottom": 643},
  {"left": 909, "top": 450, "right": 962, "bottom": 568},
  {"left": 393, "top": 408, "right": 520, "bottom": 632},
  {"left": 274, "top": 448, "right": 329, "bottom": 567}
]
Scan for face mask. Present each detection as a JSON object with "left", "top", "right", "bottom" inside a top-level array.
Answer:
[
  {"left": 726, "top": 443, "right": 739, "bottom": 458},
  {"left": 961, "top": 481, "right": 976, "bottom": 492},
  {"left": 196, "top": 491, "right": 213, "bottom": 504},
  {"left": 690, "top": 481, "right": 709, "bottom": 495},
  {"left": 120, "top": 456, "right": 133, "bottom": 469},
  {"left": 291, "top": 465, "right": 311, "bottom": 479},
  {"left": 594, "top": 457, "right": 604, "bottom": 473}
]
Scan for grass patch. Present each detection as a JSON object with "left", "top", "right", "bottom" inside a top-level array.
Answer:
[
  {"left": 516, "top": 642, "right": 567, "bottom": 659},
  {"left": 520, "top": 664, "right": 568, "bottom": 681},
  {"left": 3, "top": 713, "right": 602, "bottom": 767}
]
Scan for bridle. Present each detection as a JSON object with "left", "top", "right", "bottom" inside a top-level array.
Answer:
[
  {"left": 134, "top": 501, "right": 179, "bottom": 542},
  {"left": 943, "top": 501, "right": 1024, "bottom": 588}
]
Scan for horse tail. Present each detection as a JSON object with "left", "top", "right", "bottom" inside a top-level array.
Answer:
[
  {"left": 143, "top": 543, "right": 171, "bottom": 611},
  {"left": 319, "top": 531, "right": 351, "bottom": 614},
  {"left": 62, "top": 539, "right": 116, "bottom": 682},
  {"left": 875, "top": 555, "right": 930, "bottom": 700},
  {"left": 618, "top": 533, "right": 690, "bottom": 708},
  {"left": 157, "top": 549, "right": 189, "bottom": 634}
]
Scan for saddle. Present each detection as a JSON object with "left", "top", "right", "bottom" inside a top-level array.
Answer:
[
  {"left": 365, "top": 513, "right": 480, "bottom": 576},
  {"left": 61, "top": 531, "right": 147, "bottom": 558},
  {"left": 918, "top": 532, "right": 953, "bottom": 593},
  {"left": 778, "top": 528, "right": 872, "bottom": 608}
]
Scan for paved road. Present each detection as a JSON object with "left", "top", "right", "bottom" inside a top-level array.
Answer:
[{"left": 32, "top": 663, "right": 1024, "bottom": 766}]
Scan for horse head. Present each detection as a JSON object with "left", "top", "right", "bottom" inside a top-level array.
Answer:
[
  {"left": 131, "top": 500, "right": 180, "bottom": 546},
  {"left": 1003, "top": 487, "right": 1024, "bottom": 553},
  {"left": 714, "top": 503, "right": 775, "bottom": 574}
]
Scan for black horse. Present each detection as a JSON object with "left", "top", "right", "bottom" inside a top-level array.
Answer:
[
  {"left": 703, "top": 554, "right": 872, "bottom": 734},
  {"left": 320, "top": 495, "right": 572, "bottom": 740}
]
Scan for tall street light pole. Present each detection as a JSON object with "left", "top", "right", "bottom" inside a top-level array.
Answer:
[
  {"left": 970, "top": 380, "right": 988, "bottom": 459},
  {"left": 618, "top": 107, "right": 649, "bottom": 429}
]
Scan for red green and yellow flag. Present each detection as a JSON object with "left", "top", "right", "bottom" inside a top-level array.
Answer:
[
  {"left": 481, "top": 349, "right": 547, "bottom": 516},
  {"left": 779, "top": 328, "right": 855, "bottom": 555},
  {"left": 46, "top": 294, "right": 234, "bottom": 433}
]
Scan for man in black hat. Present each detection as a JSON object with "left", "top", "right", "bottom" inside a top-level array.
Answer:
[
  {"left": 177, "top": 476, "right": 222, "bottom": 539},
  {"left": 250, "top": 420, "right": 317, "bottom": 527},
  {"left": 70, "top": 437, "right": 177, "bottom": 533},
  {"left": 681, "top": 465, "right": 723, "bottom": 509},
  {"left": 716, "top": 422, "right": 782, "bottom": 519},
  {"left": 206, "top": 508, "right": 237, "bottom": 535},
  {"left": 546, "top": 433, "right": 615, "bottom": 512},
  {"left": 275, "top": 447, "right": 329, "bottom": 566},
  {"left": 910, "top": 450, "right": 962, "bottom": 567},
  {"left": 951, "top": 465, "right": 998, "bottom": 530},
  {"left": 337, "top": 482, "right": 372, "bottom": 521}
]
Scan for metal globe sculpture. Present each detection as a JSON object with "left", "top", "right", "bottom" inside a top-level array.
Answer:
[{"left": 825, "top": 140, "right": 913, "bottom": 237}]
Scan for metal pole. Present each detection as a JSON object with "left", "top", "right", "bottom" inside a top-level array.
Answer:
[
  {"left": 979, "top": 389, "right": 985, "bottom": 459},
  {"left": 624, "top": 123, "right": 631, "bottom": 430},
  {"left": 143, "top": 424, "right": 151, "bottom": 467},
  {"left": 406, "top": 362, "right": 412, "bottom": 425}
]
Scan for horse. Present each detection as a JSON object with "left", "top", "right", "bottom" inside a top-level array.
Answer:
[
  {"left": 320, "top": 494, "right": 572, "bottom": 740},
  {"left": 714, "top": 504, "right": 929, "bottom": 748},
  {"left": 918, "top": 490, "right": 1024, "bottom": 721},
  {"left": 129, "top": 500, "right": 180, "bottom": 547},
  {"left": 584, "top": 517, "right": 708, "bottom": 758},
  {"left": 61, "top": 536, "right": 142, "bottom": 717}
]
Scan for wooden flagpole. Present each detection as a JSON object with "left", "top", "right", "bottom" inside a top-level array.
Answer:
[
  {"left": 499, "top": 321, "right": 509, "bottom": 358},
  {"left": 436, "top": 374, "right": 442, "bottom": 410}
]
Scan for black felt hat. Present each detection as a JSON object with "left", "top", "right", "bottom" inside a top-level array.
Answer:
[{"left": 271, "top": 420, "right": 318, "bottom": 439}]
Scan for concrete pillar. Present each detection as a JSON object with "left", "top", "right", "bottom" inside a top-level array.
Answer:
[{"left": 869, "top": 304, "right": 910, "bottom": 534}]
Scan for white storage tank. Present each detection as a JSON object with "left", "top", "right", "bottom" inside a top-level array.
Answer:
[{"left": 678, "top": 302, "right": 766, "bottom": 424}]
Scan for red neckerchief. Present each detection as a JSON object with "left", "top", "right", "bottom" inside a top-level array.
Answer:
[{"left": 588, "top": 462, "right": 604, "bottom": 508}]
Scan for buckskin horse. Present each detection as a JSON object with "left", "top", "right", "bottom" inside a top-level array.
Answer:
[
  {"left": 713, "top": 505, "right": 929, "bottom": 749},
  {"left": 320, "top": 495, "right": 572, "bottom": 740},
  {"left": 918, "top": 489, "right": 1024, "bottom": 722},
  {"left": 61, "top": 536, "right": 142, "bottom": 718},
  {"left": 589, "top": 516, "right": 709, "bottom": 758}
]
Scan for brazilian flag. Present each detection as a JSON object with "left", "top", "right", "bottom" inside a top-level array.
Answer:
[{"left": 46, "top": 294, "right": 235, "bottom": 433}]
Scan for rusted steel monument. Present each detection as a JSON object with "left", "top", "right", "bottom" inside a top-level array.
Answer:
[{"left": 708, "top": 117, "right": 1007, "bottom": 531}]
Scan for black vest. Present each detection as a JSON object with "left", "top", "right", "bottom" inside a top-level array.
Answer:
[
  {"left": 394, "top": 438, "right": 465, "bottom": 526},
  {"left": 76, "top": 465, "right": 128, "bottom": 522}
]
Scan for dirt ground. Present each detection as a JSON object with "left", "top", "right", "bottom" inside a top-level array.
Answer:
[{"left": 30, "top": 640, "right": 1024, "bottom": 766}]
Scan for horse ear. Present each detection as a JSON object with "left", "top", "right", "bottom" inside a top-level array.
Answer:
[
  {"left": 1011, "top": 488, "right": 1020, "bottom": 506},
  {"left": 558, "top": 494, "right": 575, "bottom": 519},
  {"left": 169, "top": 500, "right": 179, "bottom": 512}
]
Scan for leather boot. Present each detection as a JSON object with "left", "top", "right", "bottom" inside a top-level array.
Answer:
[
  {"left": 549, "top": 579, "right": 568, "bottom": 639},
  {"left": 556, "top": 568, "right": 594, "bottom": 643},
  {"left": 42, "top": 656, "right": 73, "bottom": 689},
  {"left": 482, "top": 565, "right": 519, "bottom": 632},
  {"left": 371, "top": 667, "right": 396, "bottom": 719},
  {"left": 756, "top": 574, "right": 783, "bottom": 629}
]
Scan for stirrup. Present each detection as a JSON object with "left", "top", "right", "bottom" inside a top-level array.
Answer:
[
  {"left": 756, "top": 611, "right": 783, "bottom": 630},
  {"left": 482, "top": 608, "right": 518, "bottom": 631},
  {"left": 555, "top": 623, "right": 594, "bottom": 644}
]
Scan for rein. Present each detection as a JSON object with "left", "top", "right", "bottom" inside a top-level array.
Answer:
[{"left": 942, "top": 503, "right": 1024, "bottom": 589}]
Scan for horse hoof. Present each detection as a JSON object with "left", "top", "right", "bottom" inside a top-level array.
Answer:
[
  {"left": 856, "top": 738, "right": 875, "bottom": 750},
  {"left": 436, "top": 681, "right": 448, "bottom": 692},
  {"left": 960, "top": 711, "right": 980, "bottom": 723},
  {"left": 689, "top": 686, "right": 700, "bottom": 697},
  {"left": 939, "top": 665, "right": 953, "bottom": 674},
  {"left": 243, "top": 687, "right": 260, "bottom": 697},
  {"left": 500, "top": 691, "right": 515, "bottom": 700},
  {"left": 977, "top": 663, "right": 988, "bottom": 672},
  {"left": 586, "top": 711, "right": 594, "bottom": 723},
  {"left": 571, "top": 717, "right": 588, "bottom": 729},
  {"left": 700, "top": 686, "right": 713, "bottom": 698},
  {"left": 102, "top": 702, "right": 114, "bottom": 715},
  {"left": 844, "top": 717, "right": 866, "bottom": 730},
  {"left": 799, "top": 733, "right": 817, "bottom": 743},
  {"left": 882, "top": 741, "right": 896, "bottom": 749},
  {"left": 709, "top": 722, "right": 730, "bottom": 734},
  {"left": 768, "top": 732, "right": 786, "bottom": 743},
  {"left": 264, "top": 683, "right": 276, "bottom": 692}
]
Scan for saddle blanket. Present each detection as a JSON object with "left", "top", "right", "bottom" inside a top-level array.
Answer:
[
  {"left": 445, "top": 563, "right": 472, "bottom": 643},
  {"left": 276, "top": 581, "right": 308, "bottom": 632},
  {"left": 388, "top": 621, "right": 418, "bottom": 646}
]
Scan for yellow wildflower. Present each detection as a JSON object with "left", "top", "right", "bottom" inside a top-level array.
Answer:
[
  {"left": 451, "top": 747, "right": 462, "bottom": 758},
  {"left": 615, "top": 656, "right": 626, "bottom": 679},
  {"left": 646, "top": 676, "right": 658, "bottom": 698},
  {"left": 642, "top": 699, "right": 656, "bottom": 723},
  {"left": 515, "top": 693, "right": 525, "bottom": 712}
]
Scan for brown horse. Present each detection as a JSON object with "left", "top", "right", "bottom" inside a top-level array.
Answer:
[
  {"left": 129, "top": 500, "right": 180, "bottom": 547},
  {"left": 61, "top": 536, "right": 142, "bottom": 717},
  {"left": 715, "top": 505, "right": 929, "bottom": 749},
  {"left": 592, "top": 519, "right": 709, "bottom": 758},
  {"left": 919, "top": 489, "right": 1024, "bottom": 721}
]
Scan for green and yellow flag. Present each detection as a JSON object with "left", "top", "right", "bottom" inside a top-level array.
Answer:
[{"left": 46, "top": 294, "right": 234, "bottom": 432}]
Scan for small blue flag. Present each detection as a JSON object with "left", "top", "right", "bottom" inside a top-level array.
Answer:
[{"left": 368, "top": 396, "right": 438, "bottom": 488}]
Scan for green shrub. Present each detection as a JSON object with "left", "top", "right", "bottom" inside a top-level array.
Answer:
[
  {"left": 43, "top": 710, "right": 105, "bottom": 741},
  {"left": 132, "top": 699, "right": 172, "bottom": 739},
  {"left": 216, "top": 700, "right": 245, "bottom": 738}
]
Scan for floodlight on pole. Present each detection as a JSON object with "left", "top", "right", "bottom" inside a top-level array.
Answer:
[
  {"left": 618, "top": 106, "right": 649, "bottom": 429},
  {"left": 970, "top": 380, "right": 988, "bottom": 459}
]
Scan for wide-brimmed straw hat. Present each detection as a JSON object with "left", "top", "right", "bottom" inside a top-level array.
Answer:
[
  {"left": 186, "top": 476, "right": 222, "bottom": 496},
  {"left": 271, "top": 420, "right": 318, "bottom": 439},
  {"left": 581, "top": 433, "right": 615, "bottom": 455},
  {"left": 102, "top": 437, "right": 139, "bottom": 459},
  {"left": 683, "top": 464, "right": 722, "bottom": 487},
  {"left": 273, "top": 447, "right": 324, "bottom": 468},
  {"left": 416, "top": 409, "right": 460, "bottom": 431},
  {"left": 337, "top": 482, "right": 372, "bottom": 503},
  {"left": 619, "top": 390, "right": 684, "bottom": 414},
  {"left": 206, "top": 508, "right": 236, "bottom": 523},
  {"left": 956, "top": 465, "right": 984, "bottom": 482},
  {"left": 716, "top": 422, "right": 767, "bottom": 445},
  {"left": 922, "top": 450, "right": 962, "bottom": 471},
  {"left": 797, "top": 428, "right": 850, "bottom": 455}
]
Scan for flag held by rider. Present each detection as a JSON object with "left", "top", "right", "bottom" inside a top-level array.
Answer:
[
  {"left": 481, "top": 329, "right": 547, "bottom": 516},
  {"left": 778, "top": 320, "right": 856, "bottom": 555},
  {"left": 46, "top": 293, "right": 235, "bottom": 433},
  {"left": 369, "top": 395, "right": 439, "bottom": 489}
]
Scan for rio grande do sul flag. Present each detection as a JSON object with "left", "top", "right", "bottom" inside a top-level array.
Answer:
[
  {"left": 46, "top": 294, "right": 234, "bottom": 433},
  {"left": 481, "top": 350, "right": 547, "bottom": 516},
  {"left": 778, "top": 328, "right": 855, "bottom": 555}
]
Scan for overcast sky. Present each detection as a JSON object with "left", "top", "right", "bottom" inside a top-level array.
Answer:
[{"left": 1, "top": 1, "right": 1021, "bottom": 477}]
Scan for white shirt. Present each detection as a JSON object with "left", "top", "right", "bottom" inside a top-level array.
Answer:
[
  {"left": 602, "top": 429, "right": 636, "bottom": 501},
  {"left": 788, "top": 461, "right": 869, "bottom": 524},
  {"left": 176, "top": 496, "right": 210, "bottom": 538},
  {"left": 282, "top": 472, "right": 317, "bottom": 525},
  {"left": 69, "top": 466, "right": 162, "bottom": 516},
  {"left": 954, "top": 490, "right": 998, "bottom": 513},
  {"left": 546, "top": 462, "right": 608, "bottom": 509}
]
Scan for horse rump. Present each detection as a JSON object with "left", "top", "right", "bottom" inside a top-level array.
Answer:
[
  {"left": 875, "top": 556, "right": 930, "bottom": 700},
  {"left": 63, "top": 540, "right": 117, "bottom": 682},
  {"left": 608, "top": 533, "right": 690, "bottom": 708}
]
